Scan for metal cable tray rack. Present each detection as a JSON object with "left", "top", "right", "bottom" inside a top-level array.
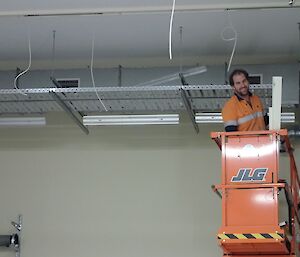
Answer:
[{"left": 0, "top": 84, "right": 272, "bottom": 115}]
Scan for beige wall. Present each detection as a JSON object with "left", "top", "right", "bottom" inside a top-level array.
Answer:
[{"left": 0, "top": 116, "right": 298, "bottom": 257}]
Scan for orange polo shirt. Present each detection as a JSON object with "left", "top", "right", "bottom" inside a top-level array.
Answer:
[{"left": 222, "top": 93, "right": 266, "bottom": 131}]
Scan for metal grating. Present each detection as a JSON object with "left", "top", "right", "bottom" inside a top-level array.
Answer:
[{"left": 0, "top": 84, "right": 273, "bottom": 115}]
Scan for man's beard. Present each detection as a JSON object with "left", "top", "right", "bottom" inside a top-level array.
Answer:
[{"left": 236, "top": 88, "right": 249, "bottom": 97}]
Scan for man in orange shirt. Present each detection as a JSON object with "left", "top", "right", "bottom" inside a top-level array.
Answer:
[{"left": 222, "top": 69, "right": 268, "bottom": 132}]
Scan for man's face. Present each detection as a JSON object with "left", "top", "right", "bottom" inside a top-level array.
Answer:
[{"left": 232, "top": 73, "right": 250, "bottom": 97}]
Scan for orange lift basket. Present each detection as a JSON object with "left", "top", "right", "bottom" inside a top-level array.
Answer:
[{"left": 211, "top": 129, "right": 300, "bottom": 257}]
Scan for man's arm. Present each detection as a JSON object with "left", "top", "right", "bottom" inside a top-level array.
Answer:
[
  {"left": 225, "top": 125, "right": 238, "bottom": 132},
  {"left": 222, "top": 100, "right": 238, "bottom": 132},
  {"left": 259, "top": 97, "right": 269, "bottom": 128},
  {"left": 264, "top": 114, "right": 269, "bottom": 127}
]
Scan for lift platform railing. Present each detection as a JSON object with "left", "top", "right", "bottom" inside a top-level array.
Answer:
[{"left": 282, "top": 133, "right": 300, "bottom": 253}]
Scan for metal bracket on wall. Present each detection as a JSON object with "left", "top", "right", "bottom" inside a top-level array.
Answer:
[
  {"left": 0, "top": 215, "right": 22, "bottom": 257},
  {"left": 49, "top": 91, "right": 89, "bottom": 135}
]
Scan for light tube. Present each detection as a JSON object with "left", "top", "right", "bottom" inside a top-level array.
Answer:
[
  {"left": 134, "top": 66, "right": 207, "bottom": 87},
  {"left": 195, "top": 113, "right": 223, "bottom": 123},
  {"left": 195, "top": 113, "right": 295, "bottom": 124},
  {"left": 0, "top": 117, "right": 46, "bottom": 126}
]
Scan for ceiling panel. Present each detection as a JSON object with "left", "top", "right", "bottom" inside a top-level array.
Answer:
[{"left": 0, "top": 1, "right": 299, "bottom": 70}]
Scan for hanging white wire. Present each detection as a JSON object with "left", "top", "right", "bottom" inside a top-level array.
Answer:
[
  {"left": 14, "top": 31, "right": 31, "bottom": 96},
  {"left": 90, "top": 34, "right": 108, "bottom": 112},
  {"left": 169, "top": 0, "right": 176, "bottom": 60},
  {"left": 221, "top": 12, "right": 237, "bottom": 72}
]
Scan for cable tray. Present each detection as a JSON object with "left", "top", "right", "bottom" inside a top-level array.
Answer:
[{"left": 0, "top": 84, "right": 273, "bottom": 115}]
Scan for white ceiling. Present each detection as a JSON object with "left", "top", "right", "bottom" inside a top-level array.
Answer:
[{"left": 0, "top": 0, "right": 299, "bottom": 70}]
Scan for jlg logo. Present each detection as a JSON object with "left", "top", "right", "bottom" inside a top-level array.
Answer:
[{"left": 231, "top": 168, "right": 268, "bottom": 182}]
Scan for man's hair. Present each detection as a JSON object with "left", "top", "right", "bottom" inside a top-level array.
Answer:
[{"left": 229, "top": 69, "right": 249, "bottom": 86}]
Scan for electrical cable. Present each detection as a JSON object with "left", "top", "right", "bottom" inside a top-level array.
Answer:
[
  {"left": 14, "top": 31, "right": 31, "bottom": 96},
  {"left": 221, "top": 26, "right": 237, "bottom": 72},
  {"left": 221, "top": 12, "right": 237, "bottom": 72},
  {"left": 90, "top": 35, "right": 108, "bottom": 112},
  {"left": 169, "top": 0, "right": 176, "bottom": 60}
]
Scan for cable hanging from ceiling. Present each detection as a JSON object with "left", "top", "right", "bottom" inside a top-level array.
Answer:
[
  {"left": 169, "top": 0, "right": 176, "bottom": 60},
  {"left": 90, "top": 33, "right": 108, "bottom": 112},
  {"left": 14, "top": 29, "right": 31, "bottom": 96},
  {"left": 221, "top": 11, "right": 237, "bottom": 72}
]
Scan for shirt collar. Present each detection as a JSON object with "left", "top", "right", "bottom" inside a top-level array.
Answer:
[{"left": 234, "top": 91, "right": 252, "bottom": 101}]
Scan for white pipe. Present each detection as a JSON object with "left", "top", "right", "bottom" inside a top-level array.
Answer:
[{"left": 270, "top": 77, "right": 282, "bottom": 130}]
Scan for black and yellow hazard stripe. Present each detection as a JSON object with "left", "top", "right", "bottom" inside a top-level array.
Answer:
[{"left": 217, "top": 233, "right": 284, "bottom": 240}]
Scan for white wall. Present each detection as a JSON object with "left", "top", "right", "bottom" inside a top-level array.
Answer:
[
  {"left": 0, "top": 118, "right": 225, "bottom": 257},
  {"left": 0, "top": 117, "right": 299, "bottom": 257}
]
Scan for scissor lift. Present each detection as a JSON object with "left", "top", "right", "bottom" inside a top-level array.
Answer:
[{"left": 211, "top": 129, "right": 300, "bottom": 257}]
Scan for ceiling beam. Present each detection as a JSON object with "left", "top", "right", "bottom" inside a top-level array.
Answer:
[
  {"left": 0, "top": 3, "right": 299, "bottom": 17},
  {"left": 0, "top": 54, "right": 297, "bottom": 71}
]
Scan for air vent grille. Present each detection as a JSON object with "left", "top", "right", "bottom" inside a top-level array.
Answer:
[{"left": 56, "top": 78, "right": 80, "bottom": 88}]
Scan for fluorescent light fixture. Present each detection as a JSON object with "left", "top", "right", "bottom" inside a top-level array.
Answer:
[
  {"left": 83, "top": 114, "right": 179, "bottom": 125},
  {"left": 0, "top": 117, "right": 46, "bottom": 126},
  {"left": 134, "top": 66, "right": 207, "bottom": 87},
  {"left": 180, "top": 66, "right": 207, "bottom": 77},
  {"left": 279, "top": 112, "right": 295, "bottom": 123},
  {"left": 195, "top": 113, "right": 223, "bottom": 123},
  {"left": 195, "top": 112, "right": 295, "bottom": 124}
]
